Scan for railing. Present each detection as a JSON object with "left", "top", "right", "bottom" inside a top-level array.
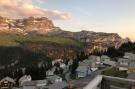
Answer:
[{"left": 83, "top": 75, "right": 135, "bottom": 89}]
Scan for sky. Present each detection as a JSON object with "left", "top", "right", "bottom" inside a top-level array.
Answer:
[{"left": 0, "top": 0, "right": 135, "bottom": 41}]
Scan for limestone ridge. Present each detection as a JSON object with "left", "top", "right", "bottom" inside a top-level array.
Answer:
[
  {"left": 51, "top": 30, "right": 130, "bottom": 53},
  {"left": 0, "top": 16, "right": 130, "bottom": 53},
  {"left": 75, "top": 31, "right": 130, "bottom": 53},
  {"left": 0, "top": 16, "right": 61, "bottom": 34}
]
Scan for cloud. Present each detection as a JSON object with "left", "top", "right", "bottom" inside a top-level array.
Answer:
[{"left": 0, "top": 0, "right": 71, "bottom": 20}]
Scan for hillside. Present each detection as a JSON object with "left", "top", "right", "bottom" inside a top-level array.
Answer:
[
  {"left": 0, "top": 34, "right": 82, "bottom": 47},
  {"left": 0, "top": 16, "right": 131, "bottom": 80},
  {"left": 0, "top": 16, "right": 130, "bottom": 57},
  {"left": 50, "top": 30, "right": 130, "bottom": 54},
  {"left": 0, "top": 34, "right": 83, "bottom": 67}
]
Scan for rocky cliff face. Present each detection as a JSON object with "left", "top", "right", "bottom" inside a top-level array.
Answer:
[
  {"left": 49, "top": 30, "right": 130, "bottom": 54},
  {"left": 0, "top": 16, "right": 61, "bottom": 34},
  {"left": 23, "top": 17, "right": 60, "bottom": 34},
  {"left": 22, "top": 42, "right": 80, "bottom": 60},
  {"left": 0, "top": 16, "right": 130, "bottom": 54},
  {"left": 74, "top": 31, "right": 130, "bottom": 53}
]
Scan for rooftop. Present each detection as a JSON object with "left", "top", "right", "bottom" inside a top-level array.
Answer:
[{"left": 0, "top": 76, "right": 15, "bottom": 84}]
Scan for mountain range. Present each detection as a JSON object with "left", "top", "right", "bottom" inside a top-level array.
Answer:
[{"left": 0, "top": 16, "right": 130, "bottom": 55}]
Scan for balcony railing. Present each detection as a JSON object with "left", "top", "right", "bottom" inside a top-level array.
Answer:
[{"left": 83, "top": 75, "right": 135, "bottom": 89}]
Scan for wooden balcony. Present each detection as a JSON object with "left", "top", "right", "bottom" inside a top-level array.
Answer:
[{"left": 83, "top": 75, "right": 135, "bottom": 89}]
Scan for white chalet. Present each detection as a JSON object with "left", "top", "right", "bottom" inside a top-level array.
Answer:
[
  {"left": 76, "top": 65, "right": 92, "bottom": 78},
  {"left": 118, "top": 53, "right": 135, "bottom": 71},
  {"left": 19, "top": 75, "right": 32, "bottom": 86},
  {"left": 118, "top": 58, "right": 130, "bottom": 71}
]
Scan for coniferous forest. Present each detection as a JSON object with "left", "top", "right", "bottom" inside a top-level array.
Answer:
[{"left": 0, "top": 41, "right": 134, "bottom": 84}]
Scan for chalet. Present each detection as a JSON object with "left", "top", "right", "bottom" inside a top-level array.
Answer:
[
  {"left": 78, "top": 56, "right": 100, "bottom": 71},
  {"left": 118, "top": 53, "right": 135, "bottom": 72},
  {"left": 19, "top": 75, "right": 32, "bottom": 86},
  {"left": 0, "top": 77, "right": 15, "bottom": 89},
  {"left": 100, "top": 55, "right": 116, "bottom": 66},
  {"left": 22, "top": 80, "right": 47, "bottom": 89},
  {"left": 118, "top": 58, "right": 130, "bottom": 71},
  {"left": 76, "top": 65, "right": 92, "bottom": 78}
]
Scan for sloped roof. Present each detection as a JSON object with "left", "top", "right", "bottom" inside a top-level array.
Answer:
[
  {"left": 46, "top": 75, "right": 62, "bottom": 83},
  {"left": 129, "top": 62, "right": 135, "bottom": 68},
  {"left": 22, "top": 80, "right": 47, "bottom": 86},
  {"left": 45, "top": 82, "right": 68, "bottom": 89},
  {"left": 46, "top": 67, "right": 56, "bottom": 73},
  {"left": 22, "top": 81, "right": 36, "bottom": 86},
  {"left": 118, "top": 58, "right": 130, "bottom": 62},
  {"left": 47, "top": 75, "right": 61, "bottom": 80},
  {"left": 0, "top": 76, "right": 15, "bottom": 84},
  {"left": 36, "top": 80, "right": 47, "bottom": 85},
  {"left": 19, "top": 75, "right": 32, "bottom": 82},
  {"left": 127, "top": 73, "right": 135, "bottom": 80},
  {"left": 101, "top": 55, "right": 110, "bottom": 59},
  {"left": 76, "top": 65, "right": 90, "bottom": 72}
]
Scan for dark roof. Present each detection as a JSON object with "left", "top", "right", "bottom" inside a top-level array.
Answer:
[
  {"left": 22, "top": 80, "right": 47, "bottom": 86},
  {"left": 44, "top": 82, "right": 68, "bottom": 89},
  {"left": 129, "top": 62, "right": 135, "bottom": 68},
  {"left": 22, "top": 81, "right": 37, "bottom": 86},
  {"left": 127, "top": 73, "right": 135, "bottom": 80}
]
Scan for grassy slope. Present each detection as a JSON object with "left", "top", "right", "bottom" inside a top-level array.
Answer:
[
  {"left": 0, "top": 34, "right": 83, "bottom": 47},
  {"left": 102, "top": 67, "right": 128, "bottom": 78}
]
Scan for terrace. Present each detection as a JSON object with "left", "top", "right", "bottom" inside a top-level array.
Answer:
[{"left": 84, "top": 75, "right": 135, "bottom": 89}]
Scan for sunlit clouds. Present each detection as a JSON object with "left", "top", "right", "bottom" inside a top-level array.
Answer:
[
  {"left": 0, "top": 0, "right": 135, "bottom": 41},
  {"left": 0, "top": 0, "right": 71, "bottom": 20}
]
